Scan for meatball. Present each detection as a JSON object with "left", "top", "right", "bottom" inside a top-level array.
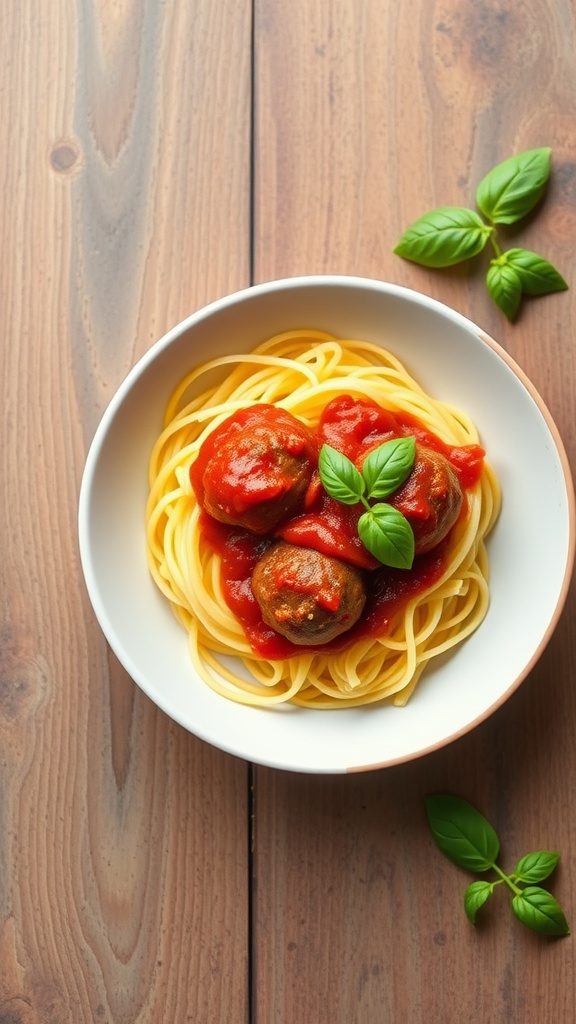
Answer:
[
  {"left": 190, "top": 405, "right": 315, "bottom": 534},
  {"left": 251, "top": 541, "right": 366, "bottom": 645},
  {"left": 389, "top": 445, "right": 463, "bottom": 554}
]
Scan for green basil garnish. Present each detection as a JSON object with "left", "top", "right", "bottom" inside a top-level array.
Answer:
[
  {"left": 317, "top": 444, "right": 365, "bottom": 505},
  {"left": 512, "top": 887, "right": 570, "bottom": 937},
  {"left": 500, "top": 248, "right": 568, "bottom": 295},
  {"left": 425, "top": 794, "right": 570, "bottom": 937},
  {"left": 475, "top": 147, "right": 551, "bottom": 225},
  {"left": 464, "top": 881, "right": 494, "bottom": 925},
  {"left": 486, "top": 260, "right": 523, "bottom": 321},
  {"left": 317, "top": 437, "right": 416, "bottom": 570},
  {"left": 393, "top": 207, "right": 490, "bottom": 268},
  {"left": 394, "top": 147, "right": 568, "bottom": 321},
  {"left": 361, "top": 435, "right": 416, "bottom": 498},
  {"left": 358, "top": 504, "right": 415, "bottom": 570},
  {"left": 512, "top": 851, "right": 561, "bottom": 885}
]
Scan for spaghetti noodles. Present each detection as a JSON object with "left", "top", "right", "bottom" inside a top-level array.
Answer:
[{"left": 146, "top": 330, "right": 500, "bottom": 707}]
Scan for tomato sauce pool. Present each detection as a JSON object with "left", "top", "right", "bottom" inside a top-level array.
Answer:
[{"left": 192, "top": 396, "right": 484, "bottom": 660}]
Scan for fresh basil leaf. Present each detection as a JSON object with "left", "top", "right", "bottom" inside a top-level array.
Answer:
[
  {"left": 513, "top": 851, "right": 561, "bottom": 885},
  {"left": 362, "top": 436, "right": 416, "bottom": 499},
  {"left": 503, "top": 248, "right": 568, "bottom": 295},
  {"left": 424, "top": 794, "right": 499, "bottom": 872},
  {"left": 394, "top": 206, "right": 490, "bottom": 268},
  {"left": 476, "top": 147, "right": 551, "bottom": 225},
  {"left": 486, "top": 260, "right": 523, "bottom": 320},
  {"left": 318, "top": 444, "right": 365, "bottom": 505},
  {"left": 511, "top": 886, "right": 570, "bottom": 937},
  {"left": 358, "top": 504, "right": 415, "bottom": 569},
  {"left": 464, "top": 880, "right": 493, "bottom": 925}
]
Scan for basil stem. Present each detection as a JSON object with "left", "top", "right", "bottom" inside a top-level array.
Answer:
[
  {"left": 394, "top": 147, "right": 568, "bottom": 320},
  {"left": 425, "top": 793, "right": 570, "bottom": 937}
]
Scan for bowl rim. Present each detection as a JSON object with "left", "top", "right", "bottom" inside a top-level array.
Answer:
[{"left": 78, "top": 275, "right": 576, "bottom": 771}]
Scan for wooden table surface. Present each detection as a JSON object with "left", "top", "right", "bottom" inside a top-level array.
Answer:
[{"left": 2, "top": 1, "right": 576, "bottom": 1021}]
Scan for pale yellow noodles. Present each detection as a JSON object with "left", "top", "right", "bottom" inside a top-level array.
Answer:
[{"left": 146, "top": 330, "right": 500, "bottom": 708}]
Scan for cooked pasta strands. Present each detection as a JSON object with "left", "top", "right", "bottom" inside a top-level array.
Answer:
[
  {"left": 146, "top": 331, "right": 499, "bottom": 709},
  {"left": 165, "top": 353, "right": 321, "bottom": 419}
]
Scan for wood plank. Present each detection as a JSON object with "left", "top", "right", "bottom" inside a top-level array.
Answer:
[
  {"left": 252, "top": 1, "right": 576, "bottom": 1020},
  {"left": 0, "top": 1, "right": 251, "bottom": 1019}
]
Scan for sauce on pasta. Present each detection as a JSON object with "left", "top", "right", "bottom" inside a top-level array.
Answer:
[
  {"left": 146, "top": 330, "right": 500, "bottom": 708},
  {"left": 199, "top": 509, "right": 449, "bottom": 659},
  {"left": 193, "top": 395, "right": 484, "bottom": 659}
]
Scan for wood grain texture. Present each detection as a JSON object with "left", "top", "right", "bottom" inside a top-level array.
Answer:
[
  {"left": 252, "top": 1, "right": 576, "bottom": 1021},
  {"left": 1, "top": 1, "right": 251, "bottom": 1020},
  {"left": 2, "top": 0, "right": 576, "bottom": 1021}
]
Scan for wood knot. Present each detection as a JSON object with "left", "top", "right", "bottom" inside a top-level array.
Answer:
[
  {"left": 49, "top": 139, "right": 82, "bottom": 175},
  {"left": 0, "top": 626, "right": 48, "bottom": 724},
  {"left": 0, "top": 997, "right": 35, "bottom": 1024}
]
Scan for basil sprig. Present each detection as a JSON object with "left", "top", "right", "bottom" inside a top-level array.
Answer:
[
  {"left": 394, "top": 148, "right": 568, "bottom": 320},
  {"left": 317, "top": 436, "right": 415, "bottom": 569},
  {"left": 425, "top": 794, "right": 570, "bottom": 937}
]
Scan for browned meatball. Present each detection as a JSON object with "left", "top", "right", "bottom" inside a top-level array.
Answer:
[
  {"left": 251, "top": 541, "right": 366, "bottom": 645},
  {"left": 191, "top": 405, "right": 315, "bottom": 534},
  {"left": 389, "top": 445, "right": 463, "bottom": 554}
]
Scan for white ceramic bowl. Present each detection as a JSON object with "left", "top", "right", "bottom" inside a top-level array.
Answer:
[{"left": 78, "top": 276, "right": 575, "bottom": 772}]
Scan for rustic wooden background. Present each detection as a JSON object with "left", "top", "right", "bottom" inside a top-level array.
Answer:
[{"left": 1, "top": 1, "right": 575, "bottom": 1021}]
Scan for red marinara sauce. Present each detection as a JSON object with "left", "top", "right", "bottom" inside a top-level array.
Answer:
[
  {"left": 317, "top": 394, "right": 484, "bottom": 488},
  {"left": 191, "top": 396, "right": 485, "bottom": 659},
  {"left": 190, "top": 404, "right": 315, "bottom": 534}
]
